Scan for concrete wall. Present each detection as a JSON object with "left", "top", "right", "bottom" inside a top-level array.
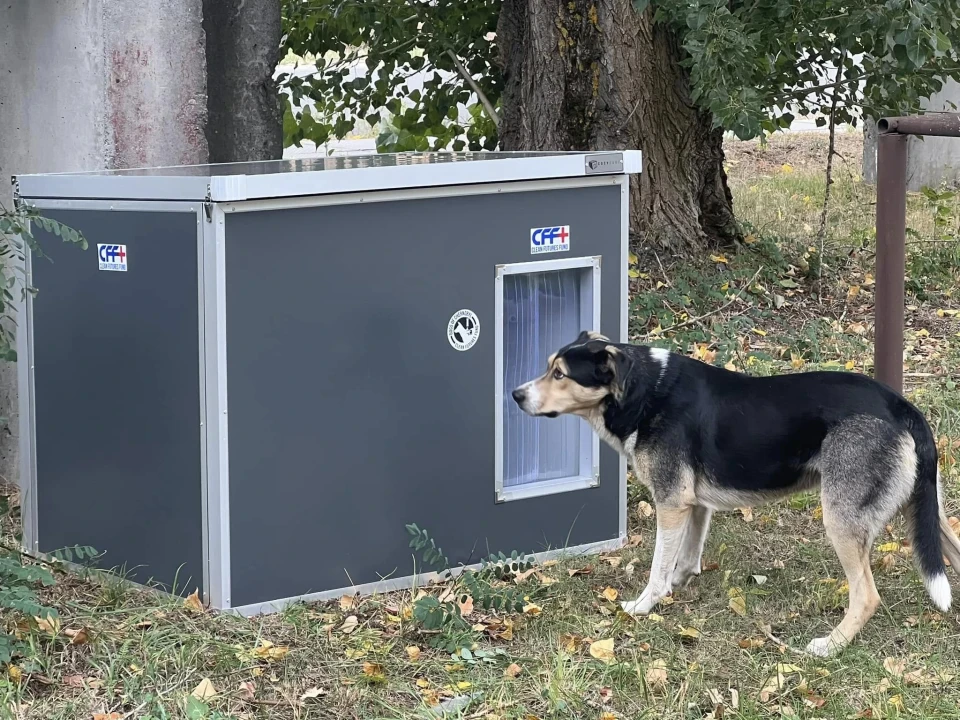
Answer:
[
  {"left": 0, "top": 0, "right": 207, "bottom": 487},
  {"left": 863, "top": 79, "right": 960, "bottom": 190}
]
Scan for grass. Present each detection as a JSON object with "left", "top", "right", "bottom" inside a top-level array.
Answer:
[{"left": 3, "top": 131, "right": 960, "bottom": 719}]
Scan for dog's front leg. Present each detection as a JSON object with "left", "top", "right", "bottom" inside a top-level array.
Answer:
[{"left": 622, "top": 505, "right": 692, "bottom": 615}]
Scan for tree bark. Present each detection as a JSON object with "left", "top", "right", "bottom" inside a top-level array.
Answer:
[
  {"left": 202, "top": 0, "right": 283, "bottom": 162},
  {"left": 496, "top": 0, "right": 739, "bottom": 251}
]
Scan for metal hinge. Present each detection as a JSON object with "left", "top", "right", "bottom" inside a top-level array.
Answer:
[
  {"left": 11, "top": 176, "right": 21, "bottom": 211},
  {"left": 203, "top": 185, "right": 213, "bottom": 222}
]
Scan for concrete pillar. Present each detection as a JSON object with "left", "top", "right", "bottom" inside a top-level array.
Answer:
[
  {"left": 863, "top": 79, "right": 960, "bottom": 190},
  {"left": 0, "top": 0, "right": 207, "bottom": 486}
]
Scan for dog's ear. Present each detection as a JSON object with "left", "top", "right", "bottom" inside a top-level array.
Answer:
[
  {"left": 587, "top": 342, "right": 633, "bottom": 399},
  {"left": 575, "top": 330, "right": 610, "bottom": 344}
]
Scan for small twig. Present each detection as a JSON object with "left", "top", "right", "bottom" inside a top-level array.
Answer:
[
  {"left": 639, "top": 267, "right": 762, "bottom": 339},
  {"left": 761, "top": 626, "right": 810, "bottom": 657},
  {"left": 445, "top": 49, "right": 499, "bottom": 127},
  {"left": 654, "top": 251, "right": 674, "bottom": 288}
]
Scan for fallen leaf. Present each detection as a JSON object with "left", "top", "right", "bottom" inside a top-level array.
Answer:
[
  {"left": 458, "top": 595, "right": 474, "bottom": 616},
  {"left": 739, "top": 507, "right": 754, "bottom": 522},
  {"left": 847, "top": 285, "right": 861, "bottom": 300},
  {"left": 406, "top": 645, "right": 421, "bottom": 662},
  {"left": 92, "top": 714, "right": 122, "bottom": 720},
  {"left": 601, "top": 556, "right": 623, "bottom": 568},
  {"left": 300, "top": 686, "right": 326, "bottom": 701},
  {"left": 750, "top": 575, "right": 768, "bottom": 585},
  {"left": 7, "top": 666, "right": 21, "bottom": 682},
  {"left": 677, "top": 626, "right": 701, "bottom": 641},
  {"left": 340, "top": 615, "right": 359, "bottom": 634},
  {"left": 568, "top": 565, "right": 593, "bottom": 577},
  {"left": 845, "top": 360, "right": 855, "bottom": 370},
  {"left": 522, "top": 603, "right": 542, "bottom": 615},
  {"left": 192, "top": 678, "right": 217, "bottom": 700},
  {"left": 339, "top": 595, "right": 356, "bottom": 611},
  {"left": 888, "top": 694, "right": 904, "bottom": 710},
  {"left": 63, "top": 674, "right": 86, "bottom": 688},
  {"left": 238, "top": 680, "right": 256, "bottom": 700},
  {"left": 710, "top": 254, "right": 729, "bottom": 264},
  {"left": 600, "top": 713, "right": 617, "bottom": 720},
  {"left": 456, "top": 681, "right": 472, "bottom": 690},
  {"left": 252, "top": 640, "right": 290, "bottom": 662},
  {"left": 560, "top": 633, "right": 581, "bottom": 653},
  {"left": 513, "top": 567, "right": 539, "bottom": 583},
  {"left": 589, "top": 638, "right": 615, "bottom": 664},
  {"left": 727, "top": 587, "right": 747, "bottom": 616},
  {"left": 637, "top": 501, "right": 654, "bottom": 518},
  {"left": 505, "top": 663, "right": 523, "bottom": 678},
  {"left": 363, "top": 662, "right": 385, "bottom": 677},
  {"left": 601, "top": 587, "right": 619, "bottom": 602},
  {"left": 877, "top": 542, "right": 900, "bottom": 553},
  {"left": 644, "top": 658, "right": 668, "bottom": 689},
  {"left": 702, "top": 561, "right": 720, "bottom": 572},
  {"left": 781, "top": 163, "right": 794, "bottom": 173},
  {"left": 64, "top": 627, "right": 90, "bottom": 645},
  {"left": 184, "top": 589, "right": 204, "bottom": 613},
  {"left": 879, "top": 554, "right": 897, "bottom": 572},
  {"left": 883, "top": 657, "right": 906, "bottom": 677},
  {"left": 738, "top": 637, "right": 765, "bottom": 650},
  {"left": 34, "top": 614, "right": 60, "bottom": 635}
]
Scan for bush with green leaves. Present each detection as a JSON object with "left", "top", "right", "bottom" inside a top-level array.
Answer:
[{"left": 406, "top": 523, "right": 535, "bottom": 651}]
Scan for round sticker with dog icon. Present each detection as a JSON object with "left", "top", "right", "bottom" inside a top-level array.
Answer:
[{"left": 447, "top": 309, "right": 480, "bottom": 351}]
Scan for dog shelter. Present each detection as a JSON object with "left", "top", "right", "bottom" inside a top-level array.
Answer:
[{"left": 14, "top": 150, "right": 640, "bottom": 614}]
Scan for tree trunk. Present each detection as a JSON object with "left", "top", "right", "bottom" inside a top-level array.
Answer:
[
  {"left": 496, "top": 0, "right": 739, "bottom": 252},
  {"left": 202, "top": 0, "right": 283, "bottom": 162}
]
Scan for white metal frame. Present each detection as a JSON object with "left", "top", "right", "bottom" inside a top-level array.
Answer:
[
  {"left": 16, "top": 150, "right": 642, "bottom": 203},
  {"left": 18, "top": 166, "right": 636, "bottom": 612},
  {"left": 494, "top": 256, "right": 603, "bottom": 503}
]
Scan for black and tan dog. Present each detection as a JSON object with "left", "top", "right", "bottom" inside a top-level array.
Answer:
[{"left": 512, "top": 331, "right": 960, "bottom": 656}]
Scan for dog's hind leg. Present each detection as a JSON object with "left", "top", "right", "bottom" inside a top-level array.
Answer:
[
  {"left": 805, "top": 418, "right": 914, "bottom": 656},
  {"left": 673, "top": 506, "right": 713, "bottom": 588},
  {"left": 805, "top": 521, "right": 880, "bottom": 657},
  {"left": 621, "top": 504, "right": 692, "bottom": 615}
]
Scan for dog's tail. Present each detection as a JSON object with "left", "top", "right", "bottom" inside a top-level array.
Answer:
[{"left": 904, "top": 407, "right": 953, "bottom": 612}]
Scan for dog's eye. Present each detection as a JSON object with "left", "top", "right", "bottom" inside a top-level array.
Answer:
[{"left": 552, "top": 369, "right": 564, "bottom": 381}]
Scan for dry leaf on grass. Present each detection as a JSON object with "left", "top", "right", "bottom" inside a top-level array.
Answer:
[
  {"left": 513, "top": 567, "right": 539, "bottom": 583},
  {"left": 363, "top": 662, "right": 385, "bottom": 677},
  {"left": 738, "top": 637, "right": 765, "bottom": 650},
  {"left": 601, "top": 555, "right": 623, "bottom": 568},
  {"left": 589, "top": 638, "right": 615, "bottom": 664},
  {"left": 568, "top": 565, "right": 593, "bottom": 577},
  {"left": 183, "top": 589, "right": 204, "bottom": 613},
  {"left": 739, "top": 507, "right": 754, "bottom": 522},
  {"left": 251, "top": 640, "right": 290, "bottom": 662},
  {"left": 883, "top": 657, "right": 906, "bottom": 677},
  {"left": 300, "top": 687, "right": 326, "bottom": 701},
  {"left": 727, "top": 587, "right": 747, "bottom": 616},
  {"left": 34, "top": 615, "right": 60, "bottom": 635},
  {"left": 458, "top": 595, "right": 474, "bottom": 616},
  {"left": 677, "top": 626, "right": 701, "bottom": 642},
  {"left": 237, "top": 680, "right": 256, "bottom": 700},
  {"left": 406, "top": 646, "right": 421, "bottom": 662},
  {"left": 64, "top": 627, "right": 90, "bottom": 645},
  {"left": 523, "top": 603, "right": 542, "bottom": 615},
  {"left": 599, "top": 713, "right": 617, "bottom": 720},
  {"left": 92, "top": 714, "right": 122, "bottom": 720},
  {"left": 601, "top": 587, "right": 619, "bottom": 602},
  {"left": 339, "top": 615, "right": 359, "bottom": 634},
  {"left": 63, "top": 675, "right": 86, "bottom": 688},
  {"left": 192, "top": 678, "right": 217, "bottom": 700},
  {"left": 340, "top": 595, "right": 356, "bottom": 611},
  {"left": 505, "top": 663, "right": 523, "bottom": 678},
  {"left": 644, "top": 659, "right": 668, "bottom": 689},
  {"left": 637, "top": 501, "right": 654, "bottom": 517}
]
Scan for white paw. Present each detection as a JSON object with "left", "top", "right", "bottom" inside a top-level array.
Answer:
[
  {"left": 620, "top": 585, "right": 664, "bottom": 615},
  {"left": 804, "top": 636, "right": 837, "bottom": 658}
]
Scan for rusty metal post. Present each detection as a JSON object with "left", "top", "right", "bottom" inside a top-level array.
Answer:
[{"left": 874, "top": 132, "right": 908, "bottom": 393}]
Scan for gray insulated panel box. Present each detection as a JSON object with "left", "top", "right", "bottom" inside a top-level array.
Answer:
[{"left": 15, "top": 150, "right": 641, "bottom": 614}]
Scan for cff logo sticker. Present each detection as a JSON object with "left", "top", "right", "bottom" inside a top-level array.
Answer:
[
  {"left": 447, "top": 309, "right": 480, "bottom": 351},
  {"left": 98, "top": 244, "right": 128, "bottom": 272},
  {"left": 530, "top": 226, "right": 570, "bottom": 255}
]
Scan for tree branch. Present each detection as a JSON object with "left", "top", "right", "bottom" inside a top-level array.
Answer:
[
  {"left": 816, "top": 50, "right": 846, "bottom": 304},
  {"left": 445, "top": 49, "right": 499, "bottom": 127}
]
